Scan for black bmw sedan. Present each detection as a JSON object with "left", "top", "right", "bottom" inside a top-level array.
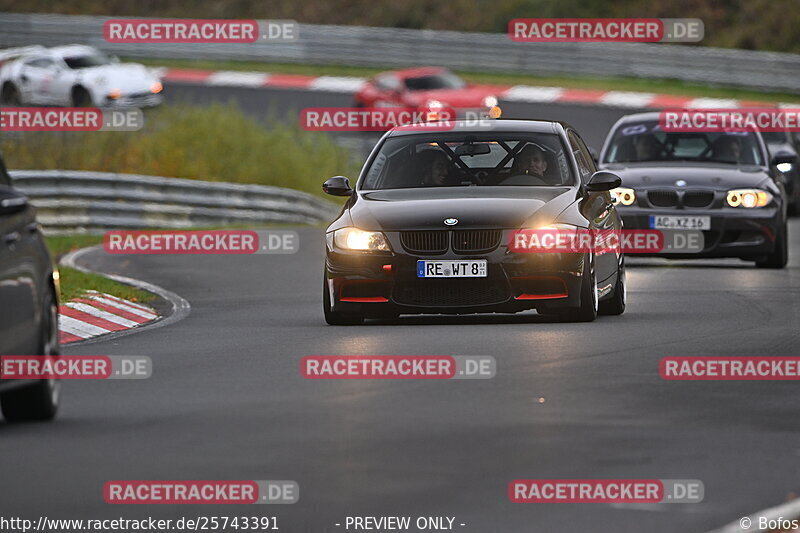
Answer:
[
  {"left": 0, "top": 152, "right": 61, "bottom": 421},
  {"left": 322, "top": 119, "right": 625, "bottom": 324},
  {"left": 599, "top": 112, "right": 791, "bottom": 268}
]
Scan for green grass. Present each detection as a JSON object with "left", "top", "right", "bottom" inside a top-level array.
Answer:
[
  {"left": 135, "top": 57, "right": 800, "bottom": 104},
  {"left": 57, "top": 266, "right": 156, "bottom": 304},
  {"left": 0, "top": 103, "right": 359, "bottom": 197},
  {"left": 45, "top": 235, "right": 155, "bottom": 305}
]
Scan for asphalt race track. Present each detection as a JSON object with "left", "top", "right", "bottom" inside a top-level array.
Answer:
[{"left": 1, "top": 82, "right": 799, "bottom": 532}]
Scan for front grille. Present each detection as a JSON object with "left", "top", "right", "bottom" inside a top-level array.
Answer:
[
  {"left": 452, "top": 230, "right": 502, "bottom": 253},
  {"left": 400, "top": 231, "right": 448, "bottom": 254},
  {"left": 648, "top": 190, "right": 679, "bottom": 207},
  {"left": 393, "top": 279, "right": 510, "bottom": 307},
  {"left": 683, "top": 191, "right": 715, "bottom": 208}
]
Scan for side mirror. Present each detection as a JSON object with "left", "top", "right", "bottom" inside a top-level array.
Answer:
[
  {"left": 772, "top": 150, "right": 797, "bottom": 166},
  {"left": 323, "top": 176, "right": 353, "bottom": 196},
  {"left": 0, "top": 186, "right": 29, "bottom": 216},
  {"left": 585, "top": 171, "right": 622, "bottom": 193}
]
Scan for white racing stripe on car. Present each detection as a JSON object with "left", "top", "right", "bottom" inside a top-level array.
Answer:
[
  {"left": 500, "top": 85, "right": 565, "bottom": 103},
  {"left": 86, "top": 295, "right": 158, "bottom": 320},
  {"left": 308, "top": 76, "right": 367, "bottom": 92},
  {"left": 64, "top": 302, "right": 140, "bottom": 328},
  {"left": 600, "top": 91, "right": 657, "bottom": 108},
  {"left": 58, "top": 314, "right": 111, "bottom": 339},
  {"left": 207, "top": 71, "right": 271, "bottom": 87}
]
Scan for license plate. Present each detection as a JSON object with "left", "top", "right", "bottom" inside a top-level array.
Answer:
[
  {"left": 417, "top": 260, "right": 487, "bottom": 278},
  {"left": 649, "top": 215, "right": 711, "bottom": 230}
]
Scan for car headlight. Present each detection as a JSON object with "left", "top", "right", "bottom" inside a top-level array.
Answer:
[
  {"left": 107, "top": 88, "right": 122, "bottom": 100},
  {"left": 426, "top": 99, "right": 444, "bottom": 109},
  {"left": 482, "top": 95, "right": 498, "bottom": 108},
  {"left": 726, "top": 189, "right": 772, "bottom": 208},
  {"left": 610, "top": 187, "right": 636, "bottom": 206},
  {"left": 331, "top": 228, "right": 392, "bottom": 252},
  {"left": 777, "top": 162, "right": 793, "bottom": 173}
]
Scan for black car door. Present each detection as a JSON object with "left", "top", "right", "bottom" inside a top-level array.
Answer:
[
  {"left": 567, "top": 130, "right": 620, "bottom": 284},
  {"left": 0, "top": 157, "right": 39, "bottom": 355}
]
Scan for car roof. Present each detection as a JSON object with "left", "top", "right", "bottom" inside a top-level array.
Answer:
[
  {"left": 387, "top": 66, "right": 450, "bottom": 79},
  {"left": 386, "top": 119, "right": 568, "bottom": 137},
  {"left": 47, "top": 45, "right": 99, "bottom": 58}
]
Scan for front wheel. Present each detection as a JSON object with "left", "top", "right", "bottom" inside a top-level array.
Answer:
[
  {"left": 323, "top": 275, "right": 364, "bottom": 325},
  {"left": 1, "top": 82, "right": 21, "bottom": 105},
  {"left": 756, "top": 223, "right": 788, "bottom": 269},
  {"left": 599, "top": 256, "right": 626, "bottom": 316},
  {"left": 555, "top": 253, "right": 598, "bottom": 323},
  {"left": 1, "top": 289, "right": 61, "bottom": 422}
]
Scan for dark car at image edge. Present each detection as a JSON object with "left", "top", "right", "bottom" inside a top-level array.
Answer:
[{"left": 0, "top": 152, "right": 61, "bottom": 422}]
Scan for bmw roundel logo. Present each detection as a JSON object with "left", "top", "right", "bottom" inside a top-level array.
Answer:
[
  {"left": 444, "top": 218, "right": 458, "bottom": 226},
  {"left": 675, "top": 179, "right": 687, "bottom": 187}
]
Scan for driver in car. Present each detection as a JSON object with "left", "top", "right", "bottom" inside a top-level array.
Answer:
[
  {"left": 712, "top": 135, "right": 742, "bottom": 163},
  {"left": 633, "top": 134, "right": 662, "bottom": 161},
  {"left": 418, "top": 150, "right": 453, "bottom": 186},
  {"left": 513, "top": 145, "right": 548, "bottom": 178}
]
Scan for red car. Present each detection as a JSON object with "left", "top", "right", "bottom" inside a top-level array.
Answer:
[{"left": 354, "top": 67, "right": 502, "bottom": 118}]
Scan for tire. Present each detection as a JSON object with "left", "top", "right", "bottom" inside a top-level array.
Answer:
[
  {"left": 756, "top": 223, "right": 788, "bottom": 269},
  {"left": 71, "top": 86, "right": 92, "bottom": 107},
  {"left": 599, "top": 256, "right": 626, "bottom": 316},
  {"left": 1, "top": 289, "right": 61, "bottom": 422},
  {"left": 557, "top": 253, "right": 598, "bottom": 322},
  {"left": 323, "top": 275, "right": 364, "bottom": 325},
  {"left": 1, "top": 82, "right": 21, "bottom": 105}
]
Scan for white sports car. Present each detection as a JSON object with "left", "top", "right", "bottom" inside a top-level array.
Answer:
[{"left": 0, "top": 44, "right": 163, "bottom": 107}]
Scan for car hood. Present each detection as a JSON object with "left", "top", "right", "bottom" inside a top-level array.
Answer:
[
  {"left": 403, "top": 85, "right": 501, "bottom": 108},
  {"left": 80, "top": 63, "right": 159, "bottom": 91},
  {"left": 600, "top": 162, "right": 771, "bottom": 190},
  {"left": 349, "top": 187, "right": 576, "bottom": 231}
]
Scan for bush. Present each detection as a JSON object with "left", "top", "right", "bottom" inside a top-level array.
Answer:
[{"left": 0, "top": 103, "right": 359, "bottom": 197}]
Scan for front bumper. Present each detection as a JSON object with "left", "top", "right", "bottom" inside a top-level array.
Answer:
[
  {"left": 325, "top": 230, "right": 586, "bottom": 316},
  {"left": 105, "top": 92, "right": 163, "bottom": 108},
  {"left": 619, "top": 207, "right": 782, "bottom": 259}
]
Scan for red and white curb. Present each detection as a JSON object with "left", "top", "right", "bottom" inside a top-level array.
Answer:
[
  {"left": 156, "top": 67, "right": 798, "bottom": 110},
  {"left": 58, "top": 290, "right": 159, "bottom": 345}
]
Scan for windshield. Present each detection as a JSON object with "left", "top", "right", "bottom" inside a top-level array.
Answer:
[
  {"left": 404, "top": 71, "right": 466, "bottom": 91},
  {"left": 63, "top": 53, "right": 112, "bottom": 69},
  {"left": 604, "top": 121, "right": 765, "bottom": 166},
  {"left": 361, "top": 133, "right": 575, "bottom": 189}
]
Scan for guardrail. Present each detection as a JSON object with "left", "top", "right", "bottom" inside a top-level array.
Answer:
[
  {"left": 9, "top": 170, "right": 341, "bottom": 234},
  {"left": 0, "top": 12, "right": 799, "bottom": 93}
]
